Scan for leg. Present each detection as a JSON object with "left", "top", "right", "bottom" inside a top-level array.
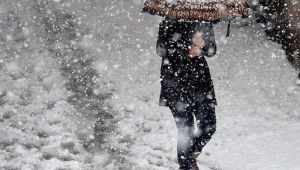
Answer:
[
  {"left": 192, "top": 102, "right": 216, "bottom": 153},
  {"left": 169, "top": 103, "right": 196, "bottom": 170}
]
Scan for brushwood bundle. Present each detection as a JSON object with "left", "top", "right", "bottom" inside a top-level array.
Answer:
[{"left": 142, "top": 0, "right": 250, "bottom": 22}]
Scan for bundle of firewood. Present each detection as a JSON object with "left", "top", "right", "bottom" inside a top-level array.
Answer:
[{"left": 142, "top": 0, "right": 250, "bottom": 21}]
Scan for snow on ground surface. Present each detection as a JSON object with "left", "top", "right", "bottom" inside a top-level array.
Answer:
[
  {"left": 0, "top": 0, "right": 300, "bottom": 170},
  {"left": 88, "top": 1, "right": 300, "bottom": 170},
  {"left": 0, "top": 1, "right": 95, "bottom": 169}
]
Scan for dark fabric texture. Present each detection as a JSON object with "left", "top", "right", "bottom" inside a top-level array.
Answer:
[
  {"left": 169, "top": 101, "right": 216, "bottom": 169},
  {"left": 156, "top": 18, "right": 217, "bottom": 107}
]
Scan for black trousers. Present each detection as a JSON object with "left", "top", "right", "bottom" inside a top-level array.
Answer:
[{"left": 169, "top": 101, "right": 216, "bottom": 169}]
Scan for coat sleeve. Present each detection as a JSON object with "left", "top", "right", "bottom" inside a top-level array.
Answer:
[
  {"left": 156, "top": 20, "right": 168, "bottom": 57},
  {"left": 194, "top": 22, "right": 217, "bottom": 58}
]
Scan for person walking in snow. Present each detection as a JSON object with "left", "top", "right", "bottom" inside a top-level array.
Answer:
[{"left": 156, "top": 18, "right": 217, "bottom": 170}]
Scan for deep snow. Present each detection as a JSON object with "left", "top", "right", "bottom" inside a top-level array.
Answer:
[
  {"left": 0, "top": 1, "right": 95, "bottom": 169},
  {"left": 0, "top": 0, "right": 300, "bottom": 170}
]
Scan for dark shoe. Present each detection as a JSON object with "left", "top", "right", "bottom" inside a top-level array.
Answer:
[
  {"left": 178, "top": 166, "right": 199, "bottom": 170},
  {"left": 191, "top": 167, "right": 199, "bottom": 170},
  {"left": 191, "top": 157, "right": 199, "bottom": 170}
]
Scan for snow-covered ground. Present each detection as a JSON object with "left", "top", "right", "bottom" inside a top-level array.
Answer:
[
  {"left": 0, "top": 1, "right": 95, "bottom": 169},
  {"left": 88, "top": 1, "right": 300, "bottom": 170},
  {"left": 0, "top": 0, "right": 300, "bottom": 170}
]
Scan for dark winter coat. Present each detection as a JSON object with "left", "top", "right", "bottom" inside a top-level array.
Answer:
[{"left": 156, "top": 18, "right": 217, "bottom": 108}]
